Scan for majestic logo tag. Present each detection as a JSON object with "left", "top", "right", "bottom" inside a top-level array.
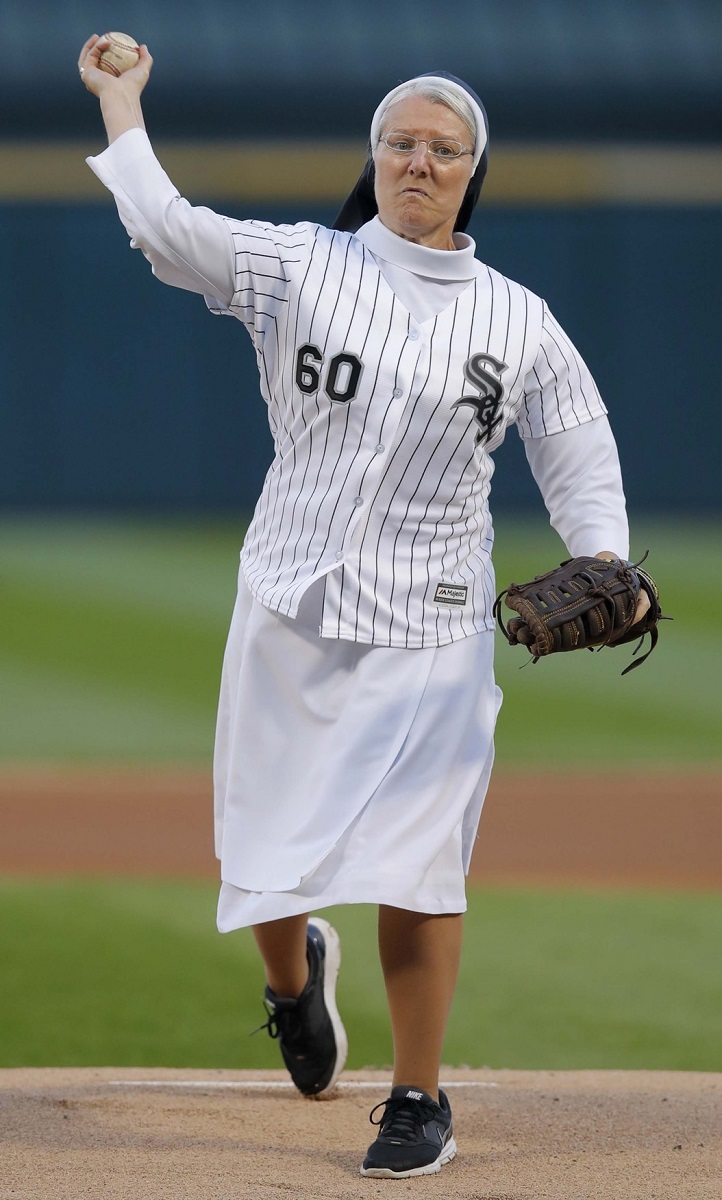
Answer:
[
  {"left": 434, "top": 583, "right": 468, "bottom": 606},
  {"left": 452, "top": 352, "right": 508, "bottom": 444}
]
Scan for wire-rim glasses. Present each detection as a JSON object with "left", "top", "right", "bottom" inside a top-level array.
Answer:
[{"left": 380, "top": 132, "right": 473, "bottom": 160}]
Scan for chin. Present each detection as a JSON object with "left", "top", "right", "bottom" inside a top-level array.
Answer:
[{"left": 396, "top": 201, "right": 434, "bottom": 232}]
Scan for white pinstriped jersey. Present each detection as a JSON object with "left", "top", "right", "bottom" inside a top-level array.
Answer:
[
  {"left": 212, "top": 218, "right": 607, "bottom": 647},
  {"left": 87, "top": 130, "right": 620, "bottom": 649}
]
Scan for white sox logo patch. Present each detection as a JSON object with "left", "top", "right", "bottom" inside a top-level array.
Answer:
[
  {"left": 452, "top": 352, "right": 508, "bottom": 444},
  {"left": 434, "top": 583, "right": 468, "bottom": 606}
]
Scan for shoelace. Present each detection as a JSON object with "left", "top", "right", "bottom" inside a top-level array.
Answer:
[
  {"left": 251, "top": 999, "right": 309, "bottom": 1050},
  {"left": 369, "top": 1095, "right": 439, "bottom": 1143},
  {"left": 251, "top": 1015, "right": 280, "bottom": 1040},
  {"left": 251, "top": 998, "right": 288, "bottom": 1040}
]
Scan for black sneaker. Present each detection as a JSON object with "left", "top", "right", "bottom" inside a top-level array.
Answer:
[
  {"left": 260, "top": 916, "right": 347, "bottom": 1096},
  {"left": 360, "top": 1085, "right": 457, "bottom": 1178}
]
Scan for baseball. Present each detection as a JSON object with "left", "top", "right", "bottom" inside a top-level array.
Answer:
[{"left": 98, "top": 32, "right": 140, "bottom": 77}]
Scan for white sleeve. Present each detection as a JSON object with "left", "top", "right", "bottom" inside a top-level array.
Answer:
[
  {"left": 524, "top": 416, "right": 630, "bottom": 559},
  {"left": 517, "top": 304, "right": 607, "bottom": 439},
  {"left": 86, "top": 128, "right": 235, "bottom": 306}
]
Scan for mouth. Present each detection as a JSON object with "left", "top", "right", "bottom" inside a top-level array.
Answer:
[{"left": 402, "top": 187, "right": 429, "bottom": 198}]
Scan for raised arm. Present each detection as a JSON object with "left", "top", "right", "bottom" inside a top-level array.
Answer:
[
  {"left": 78, "top": 35, "right": 235, "bottom": 305},
  {"left": 78, "top": 34, "right": 152, "bottom": 144}
]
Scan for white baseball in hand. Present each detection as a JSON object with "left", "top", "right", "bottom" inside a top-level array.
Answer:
[{"left": 98, "top": 32, "right": 140, "bottom": 76}]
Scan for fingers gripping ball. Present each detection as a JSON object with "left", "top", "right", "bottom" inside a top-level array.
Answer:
[
  {"left": 98, "top": 32, "right": 140, "bottom": 76},
  {"left": 493, "top": 554, "right": 667, "bottom": 675}
]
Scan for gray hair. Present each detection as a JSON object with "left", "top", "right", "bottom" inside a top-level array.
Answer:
[
  {"left": 369, "top": 75, "right": 487, "bottom": 169},
  {"left": 373, "top": 79, "right": 477, "bottom": 149}
]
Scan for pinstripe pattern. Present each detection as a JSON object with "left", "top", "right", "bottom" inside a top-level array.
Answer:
[
  {"left": 518, "top": 305, "right": 606, "bottom": 438},
  {"left": 222, "top": 219, "right": 606, "bottom": 647}
]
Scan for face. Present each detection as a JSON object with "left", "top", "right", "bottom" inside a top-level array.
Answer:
[{"left": 373, "top": 95, "right": 475, "bottom": 250}]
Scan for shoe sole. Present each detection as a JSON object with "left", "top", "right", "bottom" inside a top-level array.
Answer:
[
  {"left": 307, "top": 916, "right": 348, "bottom": 1097},
  {"left": 359, "top": 1136, "right": 458, "bottom": 1179}
]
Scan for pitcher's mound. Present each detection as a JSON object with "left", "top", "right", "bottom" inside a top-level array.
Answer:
[{"left": 1, "top": 1067, "right": 719, "bottom": 1198}]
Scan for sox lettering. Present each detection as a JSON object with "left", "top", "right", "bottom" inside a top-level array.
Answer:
[{"left": 452, "top": 352, "right": 508, "bottom": 444}]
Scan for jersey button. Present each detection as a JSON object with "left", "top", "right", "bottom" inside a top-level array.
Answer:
[
  {"left": 353, "top": 496, "right": 364, "bottom": 507},
  {"left": 334, "top": 550, "right": 343, "bottom": 561},
  {"left": 392, "top": 387, "right": 403, "bottom": 398},
  {"left": 375, "top": 443, "right": 385, "bottom": 454},
  {"left": 408, "top": 329, "right": 419, "bottom": 341}
]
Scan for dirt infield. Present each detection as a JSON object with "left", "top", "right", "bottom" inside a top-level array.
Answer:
[
  {"left": 1, "top": 765, "right": 720, "bottom": 888},
  {"left": 2, "top": 768, "right": 720, "bottom": 1197},
  {"left": 1, "top": 1067, "right": 720, "bottom": 1199}
]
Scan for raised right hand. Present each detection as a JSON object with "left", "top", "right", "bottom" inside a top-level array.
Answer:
[{"left": 77, "top": 34, "right": 153, "bottom": 99}]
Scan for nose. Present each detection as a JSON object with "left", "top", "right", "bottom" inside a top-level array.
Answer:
[{"left": 406, "top": 142, "right": 431, "bottom": 173}]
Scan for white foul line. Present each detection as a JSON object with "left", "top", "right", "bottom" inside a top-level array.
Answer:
[{"left": 110, "top": 1079, "right": 498, "bottom": 1090}]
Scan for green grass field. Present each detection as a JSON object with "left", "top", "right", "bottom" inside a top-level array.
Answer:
[
  {"left": 1, "top": 879, "right": 720, "bottom": 1072},
  {"left": 1, "top": 514, "right": 719, "bottom": 1072},
  {"left": 0, "top": 513, "right": 719, "bottom": 766}
]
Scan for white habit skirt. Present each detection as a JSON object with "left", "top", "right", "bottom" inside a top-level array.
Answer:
[{"left": 214, "top": 574, "right": 502, "bottom": 932}]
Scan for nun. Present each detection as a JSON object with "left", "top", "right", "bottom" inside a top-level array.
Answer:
[{"left": 79, "top": 35, "right": 634, "bottom": 1178}]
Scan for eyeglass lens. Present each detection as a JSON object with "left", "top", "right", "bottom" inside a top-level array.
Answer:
[{"left": 384, "top": 134, "right": 466, "bottom": 159}]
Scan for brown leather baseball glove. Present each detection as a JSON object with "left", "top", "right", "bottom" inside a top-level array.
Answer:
[{"left": 493, "top": 554, "right": 666, "bottom": 674}]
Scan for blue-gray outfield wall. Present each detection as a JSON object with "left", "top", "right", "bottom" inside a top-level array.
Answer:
[
  {"left": 1, "top": 202, "right": 719, "bottom": 515},
  {"left": 3, "top": 0, "right": 720, "bottom": 142}
]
